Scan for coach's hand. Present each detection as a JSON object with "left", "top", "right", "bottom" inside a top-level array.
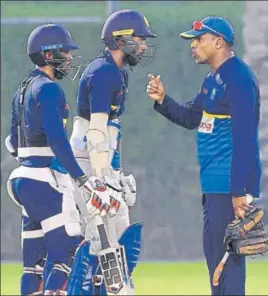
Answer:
[
  {"left": 147, "top": 74, "right": 165, "bottom": 103},
  {"left": 232, "top": 196, "right": 254, "bottom": 219}
]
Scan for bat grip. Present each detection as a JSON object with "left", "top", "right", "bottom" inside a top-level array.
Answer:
[{"left": 95, "top": 215, "right": 110, "bottom": 250}]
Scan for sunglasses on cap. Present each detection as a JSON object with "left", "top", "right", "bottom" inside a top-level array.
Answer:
[{"left": 192, "top": 20, "right": 227, "bottom": 40}]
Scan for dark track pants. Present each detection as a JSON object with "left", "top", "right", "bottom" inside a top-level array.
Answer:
[{"left": 202, "top": 194, "right": 246, "bottom": 295}]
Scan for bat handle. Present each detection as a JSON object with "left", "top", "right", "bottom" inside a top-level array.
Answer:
[
  {"left": 212, "top": 252, "right": 230, "bottom": 287},
  {"left": 95, "top": 215, "right": 110, "bottom": 250}
]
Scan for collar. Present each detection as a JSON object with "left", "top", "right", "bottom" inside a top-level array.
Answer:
[
  {"left": 30, "top": 68, "right": 54, "bottom": 81},
  {"left": 103, "top": 48, "right": 118, "bottom": 66},
  {"left": 103, "top": 48, "right": 127, "bottom": 72},
  {"left": 215, "top": 56, "right": 237, "bottom": 75}
]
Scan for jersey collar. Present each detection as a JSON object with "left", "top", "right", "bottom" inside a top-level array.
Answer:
[
  {"left": 30, "top": 68, "right": 54, "bottom": 80},
  {"left": 103, "top": 48, "right": 118, "bottom": 66}
]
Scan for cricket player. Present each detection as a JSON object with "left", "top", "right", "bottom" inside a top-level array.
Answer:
[
  {"left": 5, "top": 24, "right": 117, "bottom": 295},
  {"left": 67, "top": 9, "right": 157, "bottom": 295},
  {"left": 146, "top": 17, "right": 261, "bottom": 295}
]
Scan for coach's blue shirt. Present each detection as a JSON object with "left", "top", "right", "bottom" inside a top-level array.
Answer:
[{"left": 154, "top": 56, "right": 261, "bottom": 197}]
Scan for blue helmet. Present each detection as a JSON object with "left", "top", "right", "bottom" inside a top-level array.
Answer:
[
  {"left": 101, "top": 9, "right": 156, "bottom": 39},
  {"left": 27, "top": 24, "right": 81, "bottom": 80},
  {"left": 27, "top": 23, "right": 79, "bottom": 55},
  {"left": 101, "top": 10, "right": 157, "bottom": 67}
]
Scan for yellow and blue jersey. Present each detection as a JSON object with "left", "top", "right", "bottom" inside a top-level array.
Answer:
[
  {"left": 76, "top": 49, "right": 128, "bottom": 171},
  {"left": 154, "top": 56, "right": 261, "bottom": 197},
  {"left": 77, "top": 48, "right": 128, "bottom": 121},
  {"left": 197, "top": 111, "right": 232, "bottom": 193}
]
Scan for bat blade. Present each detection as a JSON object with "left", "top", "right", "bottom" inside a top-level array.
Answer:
[{"left": 95, "top": 216, "right": 129, "bottom": 295}]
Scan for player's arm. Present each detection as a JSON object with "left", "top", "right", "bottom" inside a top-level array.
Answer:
[
  {"left": 227, "top": 76, "right": 259, "bottom": 197},
  {"left": 5, "top": 92, "right": 19, "bottom": 158},
  {"left": 108, "top": 119, "right": 122, "bottom": 171},
  {"left": 86, "top": 66, "right": 120, "bottom": 178},
  {"left": 147, "top": 75, "right": 203, "bottom": 129},
  {"left": 154, "top": 93, "right": 203, "bottom": 130},
  {"left": 38, "top": 82, "right": 84, "bottom": 179}
]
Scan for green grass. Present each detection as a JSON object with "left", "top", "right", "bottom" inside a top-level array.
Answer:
[
  {"left": 1, "top": 261, "right": 268, "bottom": 295},
  {"left": 1, "top": 0, "right": 244, "bottom": 22}
]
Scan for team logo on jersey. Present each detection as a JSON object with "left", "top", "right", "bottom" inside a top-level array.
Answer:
[
  {"left": 63, "top": 118, "right": 68, "bottom": 128},
  {"left": 210, "top": 88, "right": 217, "bottom": 100},
  {"left": 215, "top": 73, "right": 223, "bottom": 85},
  {"left": 111, "top": 105, "right": 118, "bottom": 111},
  {"left": 198, "top": 115, "right": 215, "bottom": 134}
]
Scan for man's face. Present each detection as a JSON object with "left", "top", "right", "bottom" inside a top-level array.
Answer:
[
  {"left": 190, "top": 33, "right": 220, "bottom": 64},
  {"left": 45, "top": 49, "right": 72, "bottom": 72},
  {"left": 133, "top": 36, "right": 148, "bottom": 56},
  {"left": 118, "top": 35, "right": 156, "bottom": 66},
  {"left": 59, "top": 50, "right": 73, "bottom": 72}
]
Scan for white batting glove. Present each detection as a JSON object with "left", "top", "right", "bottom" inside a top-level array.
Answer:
[
  {"left": 103, "top": 175, "right": 123, "bottom": 216},
  {"left": 120, "top": 173, "right": 137, "bottom": 207},
  {"left": 75, "top": 175, "right": 111, "bottom": 217}
]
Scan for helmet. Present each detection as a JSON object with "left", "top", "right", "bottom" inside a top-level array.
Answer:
[
  {"left": 27, "top": 24, "right": 82, "bottom": 80},
  {"left": 101, "top": 9, "right": 156, "bottom": 39},
  {"left": 101, "top": 10, "right": 157, "bottom": 67}
]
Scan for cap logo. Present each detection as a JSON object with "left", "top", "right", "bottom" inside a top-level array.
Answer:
[{"left": 144, "top": 16, "right": 150, "bottom": 27}]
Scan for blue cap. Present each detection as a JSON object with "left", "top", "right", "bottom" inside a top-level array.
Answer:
[
  {"left": 27, "top": 24, "right": 79, "bottom": 55},
  {"left": 180, "top": 16, "right": 235, "bottom": 44}
]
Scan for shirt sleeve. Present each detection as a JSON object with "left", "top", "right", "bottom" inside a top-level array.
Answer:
[
  {"left": 153, "top": 92, "right": 203, "bottom": 130},
  {"left": 90, "top": 65, "right": 119, "bottom": 114},
  {"left": 227, "top": 76, "right": 259, "bottom": 197},
  {"left": 38, "top": 83, "right": 84, "bottom": 179},
  {"left": 76, "top": 74, "right": 91, "bottom": 120}
]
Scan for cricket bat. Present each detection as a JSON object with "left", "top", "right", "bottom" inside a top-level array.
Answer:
[
  {"left": 73, "top": 185, "right": 130, "bottom": 295},
  {"left": 95, "top": 215, "right": 130, "bottom": 295}
]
